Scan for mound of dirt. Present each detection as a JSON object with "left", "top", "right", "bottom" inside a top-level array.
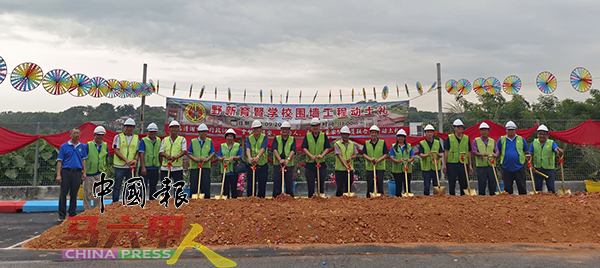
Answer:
[{"left": 25, "top": 192, "right": 600, "bottom": 249}]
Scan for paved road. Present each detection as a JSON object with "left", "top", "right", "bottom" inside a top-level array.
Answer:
[{"left": 1, "top": 212, "right": 599, "bottom": 267}]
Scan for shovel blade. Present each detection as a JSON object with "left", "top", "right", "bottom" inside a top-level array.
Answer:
[
  {"left": 343, "top": 192, "right": 356, "bottom": 197},
  {"left": 370, "top": 193, "right": 381, "bottom": 197},
  {"left": 191, "top": 194, "right": 205, "bottom": 199},
  {"left": 558, "top": 188, "right": 571, "bottom": 195},
  {"left": 317, "top": 193, "right": 327, "bottom": 198},
  {"left": 528, "top": 191, "right": 539, "bottom": 195},
  {"left": 433, "top": 186, "right": 446, "bottom": 195},
  {"left": 463, "top": 189, "right": 477, "bottom": 196},
  {"left": 214, "top": 195, "right": 228, "bottom": 200}
]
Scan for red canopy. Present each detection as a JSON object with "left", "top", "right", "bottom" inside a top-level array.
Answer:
[
  {"left": 549, "top": 120, "right": 600, "bottom": 147},
  {"left": 43, "top": 123, "right": 120, "bottom": 155},
  {"left": 0, "top": 127, "right": 39, "bottom": 155}
]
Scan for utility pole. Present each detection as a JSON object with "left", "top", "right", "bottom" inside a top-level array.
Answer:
[{"left": 140, "top": 63, "right": 147, "bottom": 134}]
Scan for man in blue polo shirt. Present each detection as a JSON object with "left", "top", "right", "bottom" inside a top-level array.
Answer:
[
  {"left": 497, "top": 121, "right": 528, "bottom": 195},
  {"left": 56, "top": 127, "right": 87, "bottom": 221}
]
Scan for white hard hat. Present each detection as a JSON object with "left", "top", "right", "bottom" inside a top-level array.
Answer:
[
  {"left": 340, "top": 126, "right": 350, "bottom": 134},
  {"left": 310, "top": 118, "right": 320, "bottom": 126},
  {"left": 396, "top": 129, "right": 407, "bottom": 136},
  {"left": 505, "top": 121, "right": 517, "bottom": 130},
  {"left": 124, "top": 118, "right": 135, "bottom": 126},
  {"left": 281, "top": 121, "right": 291, "bottom": 128},
  {"left": 537, "top": 124, "right": 549, "bottom": 132},
  {"left": 147, "top": 123, "right": 158, "bottom": 132},
  {"left": 369, "top": 125, "right": 380, "bottom": 132},
  {"left": 251, "top": 120, "right": 262, "bottom": 128},
  {"left": 94, "top": 126, "right": 106, "bottom": 135},
  {"left": 453, "top": 119, "right": 464, "bottom": 127},
  {"left": 169, "top": 120, "right": 180, "bottom": 127},
  {"left": 424, "top": 124, "right": 435, "bottom": 131},
  {"left": 225, "top": 128, "right": 236, "bottom": 137},
  {"left": 479, "top": 122, "right": 490, "bottom": 129},
  {"left": 197, "top": 123, "right": 208, "bottom": 132}
]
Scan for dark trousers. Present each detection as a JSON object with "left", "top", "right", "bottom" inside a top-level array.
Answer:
[
  {"left": 273, "top": 166, "right": 294, "bottom": 197},
  {"left": 305, "top": 162, "right": 327, "bottom": 197},
  {"left": 335, "top": 170, "right": 355, "bottom": 196},
  {"left": 112, "top": 168, "right": 132, "bottom": 203},
  {"left": 447, "top": 163, "right": 468, "bottom": 195},
  {"left": 59, "top": 169, "right": 82, "bottom": 219},
  {"left": 534, "top": 168, "right": 556, "bottom": 193},
  {"left": 502, "top": 167, "right": 527, "bottom": 195},
  {"left": 393, "top": 172, "right": 412, "bottom": 196},
  {"left": 190, "top": 168, "right": 211, "bottom": 199},
  {"left": 222, "top": 174, "right": 238, "bottom": 198},
  {"left": 365, "top": 169, "right": 384, "bottom": 198},
  {"left": 477, "top": 166, "right": 497, "bottom": 195},
  {"left": 422, "top": 169, "right": 440, "bottom": 195},
  {"left": 247, "top": 164, "right": 268, "bottom": 198},
  {"left": 140, "top": 168, "right": 159, "bottom": 200}
]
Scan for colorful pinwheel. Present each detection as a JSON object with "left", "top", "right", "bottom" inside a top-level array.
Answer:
[
  {"left": 43, "top": 69, "right": 72, "bottom": 95},
  {"left": 502, "top": 75, "right": 521, "bottom": 95},
  {"left": 189, "top": 84, "right": 193, "bottom": 98},
  {"left": 141, "top": 83, "right": 153, "bottom": 97},
  {"left": 382, "top": 86, "right": 389, "bottom": 100},
  {"left": 0, "top": 56, "right": 6, "bottom": 85},
  {"left": 286, "top": 90, "right": 289, "bottom": 103},
  {"left": 199, "top": 85, "right": 205, "bottom": 99},
  {"left": 155, "top": 80, "right": 159, "bottom": 93},
  {"left": 362, "top": 88, "right": 366, "bottom": 100},
  {"left": 270, "top": 89, "right": 274, "bottom": 103},
  {"left": 89, "top": 77, "right": 108, "bottom": 98},
  {"left": 172, "top": 82, "right": 176, "bottom": 96},
  {"left": 428, "top": 81, "right": 437, "bottom": 92},
  {"left": 214, "top": 87, "right": 218, "bottom": 99},
  {"left": 396, "top": 85, "right": 399, "bottom": 98},
  {"left": 339, "top": 89, "right": 342, "bottom": 102},
  {"left": 570, "top": 67, "right": 592, "bottom": 93},
  {"left": 130, "top": 81, "right": 142, "bottom": 98},
  {"left": 299, "top": 90, "right": 302, "bottom": 103},
  {"left": 328, "top": 89, "right": 331, "bottom": 103},
  {"left": 243, "top": 88, "right": 247, "bottom": 102},
  {"left": 312, "top": 90, "right": 318, "bottom": 103},
  {"left": 416, "top": 82, "right": 423, "bottom": 95},
  {"left": 457, "top": 79, "right": 471, "bottom": 95},
  {"left": 105, "top": 79, "right": 120, "bottom": 98},
  {"left": 68, "top": 73, "right": 91, "bottom": 97},
  {"left": 405, "top": 84, "right": 409, "bottom": 97},
  {"left": 373, "top": 87, "right": 377, "bottom": 100},
  {"left": 11, "top": 62, "right": 43, "bottom": 92},
  {"left": 473, "top": 78, "right": 486, "bottom": 95},
  {"left": 118, "top": 81, "right": 131, "bottom": 98},
  {"left": 148, "top": 79, "right": 156, "bottom": 93},
  {"left": 445, "top": 79, "right": 458, "bottom": 94},
  {"left": 484, "top": 77, "right": 501, "bottom": 95},
  {"left": 536, "top": 71, "right": 557, "bottom": 94},
  {"left": 228, "top": 87, "right": 232, "bottom": 101}
]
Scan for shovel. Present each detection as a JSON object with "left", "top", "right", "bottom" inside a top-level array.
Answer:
[
  {"left": 526, "top": 155, "right": 539, "bottom": 195},
  {"left": 432, "top": 157, "right": 446, "bottom": 195},
  {"left": 214, "top": 162, "right": 228, "bottom": 200},
  {"left": 370, "top": 163, "right": 382, "bottom": 197},
  {"left": 460, "top": 152, "right": 477, "bottom": 196},
  {"left": 343, "top": 164, "right": 355, "bottom": 197},
  {"left": 489, "top": 158, "right": 504, "bottom": 195},
  {"left": 159, "top": 162, "right": 172, "bottom": 201},
  {"left": 316, "top": 162, "right": 326, "bottom": 198},
  {"left": 250, "top": 164, "right": 257, "bottom": 197},
  {"left": 191, "top": 163, "right": 205, "bottom": 199},
  {"left": 280, "top": 165, "right": 286, "bottom": 195},
  {"left": 557, "top": 153, "right": 571, "bottom": 195},
  {"left": 401, "top": 162, "right": 414, "bottom": 197}
]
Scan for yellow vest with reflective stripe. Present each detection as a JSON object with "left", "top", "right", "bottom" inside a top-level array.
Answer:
[
  {"left": 114, "top": 133, "right": 139, "bottom": 166},
  {"left": 475, "top": 137, "right": 495, "bottom": 167},
  {"left": 162, "top": 136, "right": 184, "bottom": 167}
]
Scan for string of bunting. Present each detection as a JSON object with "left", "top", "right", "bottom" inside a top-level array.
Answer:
[{"left": 0, "top": 56, "right": 595, "bottom": 102}]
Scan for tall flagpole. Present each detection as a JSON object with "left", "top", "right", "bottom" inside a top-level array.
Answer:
[{"left": 140, "top": 63, "right": 147, "bottom": 134}]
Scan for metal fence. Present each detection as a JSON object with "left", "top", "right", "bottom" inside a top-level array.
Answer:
[{"left": 0, "top": 120, "right": 597, "bottom": 187}]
